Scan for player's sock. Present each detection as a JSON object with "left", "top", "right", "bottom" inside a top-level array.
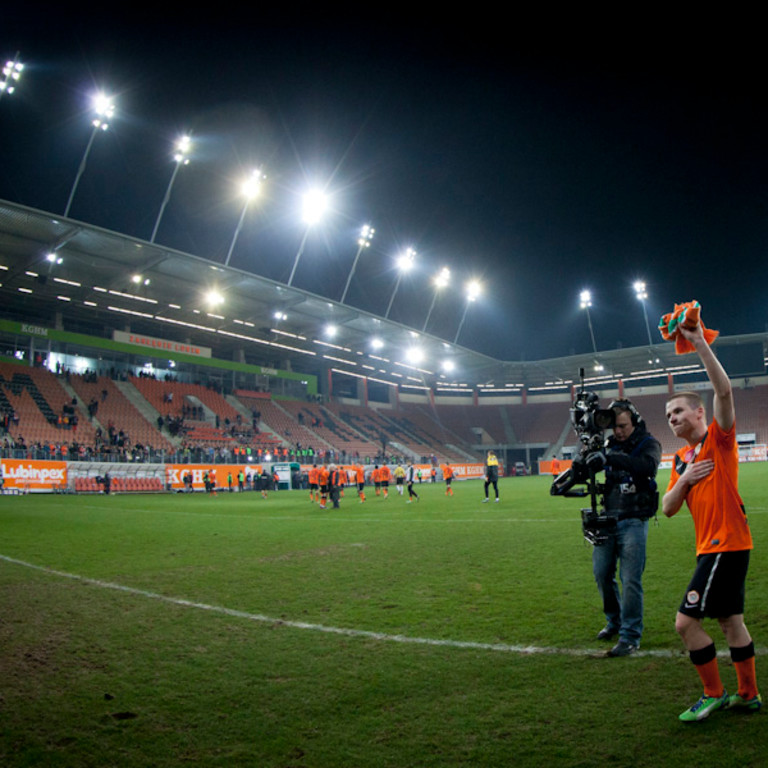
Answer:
[
  {"left": 690, "top": 643, "right": 724, "bottom": 697},
  {"left": 731, "top": 642, "right": 760, "bottom": 700}
]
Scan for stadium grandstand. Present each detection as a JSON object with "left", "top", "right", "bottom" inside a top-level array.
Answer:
[{"left": 1, "top": 198, "right": 767, "bottom": 485}]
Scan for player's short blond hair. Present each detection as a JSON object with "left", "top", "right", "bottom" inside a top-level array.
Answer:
[{"left": 667, "top": 390, "right": 704, "bottom": 410}]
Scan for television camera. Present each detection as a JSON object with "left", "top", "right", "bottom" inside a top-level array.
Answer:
[{"left": 550, "top": 369, "right": 617, "bottom": 545}]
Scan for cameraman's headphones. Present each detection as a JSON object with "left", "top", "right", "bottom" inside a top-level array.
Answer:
[{"left": 608, "top": 399, "right": 642, "bottom": 427}]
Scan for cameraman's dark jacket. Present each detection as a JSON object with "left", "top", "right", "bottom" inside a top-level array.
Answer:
[{"left": 602, "top": 425, "right": 661, "bottom": 521}]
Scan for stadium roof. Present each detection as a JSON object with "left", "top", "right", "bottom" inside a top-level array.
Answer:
[{"left": 0, "top": 199, "right": 765, "bottom": 392}]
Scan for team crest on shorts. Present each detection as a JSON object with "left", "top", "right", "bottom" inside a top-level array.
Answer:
[{"left": 686, "top": 590, "right": 701, "bottom": 606}]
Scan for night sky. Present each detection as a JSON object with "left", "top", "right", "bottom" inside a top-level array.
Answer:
[{"left": 2, "top": 12, "right": 767, "bottom": 362}]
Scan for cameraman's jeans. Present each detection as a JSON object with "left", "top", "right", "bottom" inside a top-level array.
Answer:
[{"left": 592, "top": 517, "right": 648, "bottom": 645}]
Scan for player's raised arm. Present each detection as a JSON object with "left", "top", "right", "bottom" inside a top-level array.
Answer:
[{"left": 678, "top": 323, "right": 734, "bottom": 432}]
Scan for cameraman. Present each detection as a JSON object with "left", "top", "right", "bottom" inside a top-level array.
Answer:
[{"left": 584, "top": 400, "right": 661, "bottom": 657}]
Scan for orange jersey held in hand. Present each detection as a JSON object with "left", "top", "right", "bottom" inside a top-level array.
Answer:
[{"left": 658, "top": 300, "right": 719, "bottom": 355}]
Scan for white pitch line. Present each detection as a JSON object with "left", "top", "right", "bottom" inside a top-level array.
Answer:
[{"left": 4, "top": 553, "right": 763, "bottom": 660}]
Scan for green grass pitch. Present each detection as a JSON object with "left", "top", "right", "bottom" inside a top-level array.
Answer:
[{"left": 2, "top": 466, "right": 768, "bottom": 767}]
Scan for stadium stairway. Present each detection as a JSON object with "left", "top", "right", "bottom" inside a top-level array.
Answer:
[
  {"left": 58, "top": 378, "right": 106, "bottom": 435},
  {"left": 548, "top": 417, "right": 576, "bottom": 459},
  {"left": 226, "top": 394, "right": 285, "bottom": 447},
  {"left": 114, "top": 379, "right": 182, "bottom": 447},
  {"left": 499, "top": 406, "right": 517, "bottom": 444},
  {"left": 443, "top": 443, "right": 477, "bottom": 462}
]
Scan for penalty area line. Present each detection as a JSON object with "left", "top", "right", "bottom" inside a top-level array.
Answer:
[{"left": 0, "top": 553, "right": 756, "bottom": 660}]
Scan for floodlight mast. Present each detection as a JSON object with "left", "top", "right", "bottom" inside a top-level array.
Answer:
[
  {"left": 150, "top": 135, "right": 192, "bottom": 244},
  {"left": 340, "top": 224, "right": 374, "bottom": 304},
  {"left": 385, "top": 247, "right": 415, "bottom": 319},
  {"left": 579, "top": 289, "right": 598, "bottom": 355},
  {"left": 453, "top": 279, "right": 481, "bottom": 344},
  {"left": 422, "top": 266, "right": 450, "bottom": 332},
  {"left": 633, "top": 280, "right": 655, "bottom": 347},
  {"left": 64, "top": 93, "right": 116, "bottom": 218},
  {"left": 0, "top": 52, "right": 23, "bottom": 101},
  {"left": 225, "top": 168, "right": 264, "bottom": 267},
  {"left": 287, "top": 189, "right": 329, "bottom": 287}
]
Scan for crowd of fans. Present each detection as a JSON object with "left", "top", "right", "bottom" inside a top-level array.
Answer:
[{"left": 0, "top": 363, "right": 448, "bottom": 465}]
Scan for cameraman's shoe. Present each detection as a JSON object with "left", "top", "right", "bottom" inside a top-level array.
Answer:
[
  {"left": 607, "top": 640, "right": 637, "bottom": 657},
  {"left": 679, "top": 691, "right": 729, "bottom": 722},
  {"left": 597, "top": 627, "right": 618, "bottom": 641}
]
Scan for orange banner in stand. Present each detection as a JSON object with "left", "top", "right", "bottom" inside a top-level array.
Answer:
[
  {"left": 0, "top": 459, "right": 68, "bottom": 490},
  {"left": 165, "top": 464, "right": 265, "bottom": 491}
]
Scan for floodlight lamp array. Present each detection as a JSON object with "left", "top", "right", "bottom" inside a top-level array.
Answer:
[{"left": 1, "top": 58, "right": 23, "bottom": 94}]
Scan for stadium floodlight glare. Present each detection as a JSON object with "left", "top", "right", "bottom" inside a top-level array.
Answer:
[
  {"left": 91, "top": 93, "right": 115, "bottom": 130},
  {"left": 385, "top": 247, "right": 416, "bottom": 319},
  {"left": 173, "top": 135, "right": 192, "bottom": 164},
  {"left": 0, "top": 53, "right": 23, "bottom": 100},
  {"left": 325, "top": 323, "right": 337, "bottom": 338},
  {"left": 132, "top": 274, "right": 150, "bottom": 286},
  {"left": 340, "top": 223, "right": 375, "bottom": 304},
  {"left": 46, "top": 252, "right": 63, "bottom": 265},
  {"left": 302, "top": 189, "right": 329, "bottom": 225},
  {"left": 205, "top": 289, "right": 224, "bottom": 307},
  {"left": 422, "top": 266, "right": 450, "bottom": 332},
  {"left": 274, "top": 310, "right": 287, "bottom": 321},
  {"left": 466, "top": 279, "right": 482, "bottom": 302},
  {"left": 442, "top": 359, "right": 455, "bottom": 374},
  {"left": 225, "top": 168, "right": 265, "bottom": 267},
  {"left": 370, "top": 337, "right": 383, "bottom": 351},
  {"left": 633, "top": 279, "right": 656, "bottom": 348},
  {"left": 150, "top": 134, "right": 193, "bottom": 243},
  {"left": 64, "top": 92, "right": 116, "bottom": 218},
  {"left": 453, "top": 279, "right": 482, "bottom": 344},
  {"left": 287, "top": 189, "right": 330, "bottom": 287},
  {"left": 579, "top": 288, "right": 598, "bottom": 355},
  {"left": 408, "top": 346, "right": 425, "bottom": 366}
]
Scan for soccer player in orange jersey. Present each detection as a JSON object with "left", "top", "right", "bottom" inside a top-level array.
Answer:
[
  {"left": 663, "top": 321, "right": 761, "bottom": 722},
  {"left": 379, "top": 464, "right": 392, "bottom": 498},
  {"left": 308, "top": 464, "right": 319, "bottom": 502},
  {"left": 355, "top": 465, "right": 366, "bottom": 503},
  {"left": 443, "top": 463, "right": 454, "bottom": 496},
  {"left": 209, "top": 468, "right": 217, "bottom": 496},
  {"left": 317, "top": 465, "right": 330, "bottom": 509}
]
